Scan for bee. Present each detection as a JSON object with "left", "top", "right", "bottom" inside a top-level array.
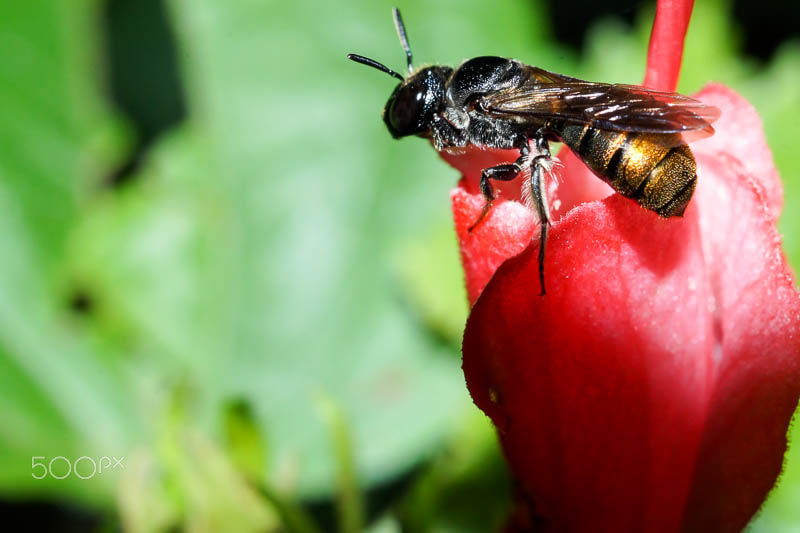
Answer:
[{"left": 348, "top": 8, "right": 719, "bottom": 294}]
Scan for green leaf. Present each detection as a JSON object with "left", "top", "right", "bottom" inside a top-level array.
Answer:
[
  {"left": 393, "top": 221, "right": 468, "bottom": 348},
  {"left": 0, "top": 0, "right": 133, "bottom": 505},
  {"left": 67, "top": 0, "right": 539, "bottom": 501}
]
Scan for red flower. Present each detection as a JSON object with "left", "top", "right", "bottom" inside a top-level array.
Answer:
[{"left": 446, "top": 1, "right": 800, "bottom": 531}]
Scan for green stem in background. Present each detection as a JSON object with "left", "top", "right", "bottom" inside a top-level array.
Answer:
[
  {"left": 256, "top": 484, "right": 325, "bottom": 533},
  {"left": 221, "top": 398, "right": 324, "bottom": 533},
  {"left": 317, "top": 394, "right": 365, "bottom": 533},
  {"left": 222, "top": 399, "right": 268, "bottom": 482}
]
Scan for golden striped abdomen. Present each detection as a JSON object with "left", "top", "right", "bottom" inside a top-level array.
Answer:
[{"left": 557, "top": 124, "right": 697, "bottom": 217}]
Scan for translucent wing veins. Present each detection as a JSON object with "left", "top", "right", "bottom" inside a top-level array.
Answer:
[{"left": 481, "top": 66, "right": 720, "bottom": 136}]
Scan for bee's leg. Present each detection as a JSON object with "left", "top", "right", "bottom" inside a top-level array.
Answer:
[
  {"left": 533, "top": 133, "right": 551, "bottom": 159},
  {"left": 468, "top": 142, "right": 531, "bottom": 233},
  {"left": 468, "top": 164, "right": 521, "bottom": 232},
  {"left": 531, "top": 136, "right": 552, "bottom": 296}
]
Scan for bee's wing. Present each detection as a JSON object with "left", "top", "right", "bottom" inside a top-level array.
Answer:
[{"left": 482, "top": 67, "right": 720, "bottom": 138}]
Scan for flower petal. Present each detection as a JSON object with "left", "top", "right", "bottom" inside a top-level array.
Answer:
[
  {"left": 447, "top": 147, "right": 612, "bottom": 305},
  {"left": 451, "top": 184, "right": 536, "bottom": 305},
  {"left": 692, "top": 83, "right": 783, "bottom": 220},
  {"left": 462, "top": 198, "right": 711, "bottom": 531},
  {"left": 458, "top": 85, "right": 800, "bottom": 531},
  {"left": 678, "top": 86, "right": 800, "bottom": 532}
]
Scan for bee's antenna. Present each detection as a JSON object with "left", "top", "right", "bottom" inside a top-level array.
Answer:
[
  {"left": 347, "top": 53, "right": 404, "bottom": 81},
  {"left": 392, "top": 7, "right": 413, "bottom": 73}
]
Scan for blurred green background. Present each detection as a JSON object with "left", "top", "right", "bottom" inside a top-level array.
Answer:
[{"left": 0, "top": 0, "right": 797, "bottom": 531}]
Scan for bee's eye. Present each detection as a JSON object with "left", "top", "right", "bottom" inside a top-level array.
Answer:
[
  {"left": 389, "top": 81, "right": 428, "bottom": 136},
  {"left": 384, "top": 68, "right": 448, "bottom": 139}
]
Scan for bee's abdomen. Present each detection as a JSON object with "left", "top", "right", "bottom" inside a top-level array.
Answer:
[{"left": 558, "top": 124, "right": 697, "bottom": 217}]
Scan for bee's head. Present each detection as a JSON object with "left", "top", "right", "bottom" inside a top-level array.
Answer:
[
  {"left": 348, "top": 8, "right": 451, "bottom": 139},
  {"left": 381, "top": 66, "right": 451, "bottom": 138}
]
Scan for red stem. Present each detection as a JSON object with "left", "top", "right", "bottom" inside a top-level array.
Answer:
[{"left": 643, "top": 0, "right": 695, "bottom": 91}]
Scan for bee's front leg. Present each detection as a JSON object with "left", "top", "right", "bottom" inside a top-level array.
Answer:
[
  {"left": 468, "top": 140, "right": 531, "bottom": 233},
  {"left": 530, "top": 133, "right": 552, "bottom": 295}
]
